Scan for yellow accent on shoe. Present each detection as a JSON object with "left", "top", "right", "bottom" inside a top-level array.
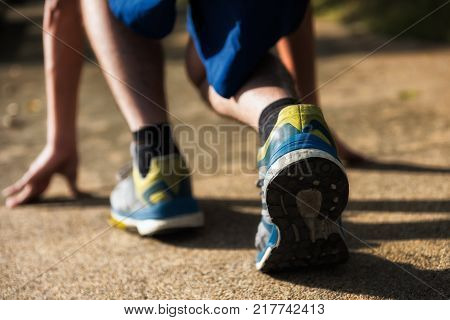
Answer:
[
  {"left": 108, "top": 216, "right": 127, "bottom": 230},
  {"left": 132, "top": 154, "right": 189, "bottom": 204},
  {"left": 150, "top": 191, "right": 168, "bottom": 204},
  {"left": 257, "top": 104, "right": 333, "bottom": 161}
]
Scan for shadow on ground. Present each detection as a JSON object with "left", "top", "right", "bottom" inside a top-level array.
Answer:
[
  {"left": 347, "top": 159, "right": 450, "bottom": 174},
  {"left": 28, "top": 194, "right": 450, "bottom": 251},
  {"left": 163, "top": 198, "right": 449, "bottom": 299},
  {"left": 29, "top": 192, "right": 450, "bottom": 299},
  {"left": 269, "top": 252, "right": 449, "bottom": 299},
  {"left": 163, "top": 198, "right": 450, "bottom": 249}
]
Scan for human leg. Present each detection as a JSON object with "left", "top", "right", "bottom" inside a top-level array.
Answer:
[
  {"left": 79, "top": 0, "right": 167, "bottom": 131},
  {"left": 186, "top": 38, "right": 349, "bottom": 272},
  {"left": 79, "top": 0, "right": 203, "bottom": 235},
  {"left": 186, "top": 39, "right": 298, "bottom": 129}
]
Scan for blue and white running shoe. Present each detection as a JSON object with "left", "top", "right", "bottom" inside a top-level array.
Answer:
[
  {"left": 255, "top": 104, "right": 349, "bottom": 272},
  {"left": 110, "top": 144, "right": 203, "bottom": 236}
]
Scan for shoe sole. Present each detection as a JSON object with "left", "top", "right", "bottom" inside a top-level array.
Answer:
[
  {"left": 257, "top": 149, "right": 349, "bottom": 272},
  {"left": 110, "top": 210, "right": 204, "bottom": 236}
]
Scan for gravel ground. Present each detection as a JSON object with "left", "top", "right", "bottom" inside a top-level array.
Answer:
[{"left": 0, "top": 2, "right": 449, "bottom": 299}]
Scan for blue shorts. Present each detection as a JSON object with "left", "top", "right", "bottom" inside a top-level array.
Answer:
[{"left": 108, "top": 0, "right": 309, "bottom": 98}]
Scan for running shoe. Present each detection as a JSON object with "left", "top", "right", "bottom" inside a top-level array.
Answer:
[
  {"left": 110, "top": 144, "right": 203, "bottom": 236},
  {"left": 255, "top": 104, "right": 349, "bottom": 272}
]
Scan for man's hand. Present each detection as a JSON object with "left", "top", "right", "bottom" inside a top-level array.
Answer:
[{"left": 2, "top": 145, "right": 79, "bottom": 208}]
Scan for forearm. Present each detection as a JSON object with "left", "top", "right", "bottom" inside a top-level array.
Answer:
[
  {"left": 43, "top": 0, "right": 84, "bottom": 151},
  {"left": 276, "top": 5, "right": 319, "bottom": 105}
]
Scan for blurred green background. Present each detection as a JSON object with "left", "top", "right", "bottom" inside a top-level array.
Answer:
[{"left": 314, "top": 0, "right": 450, "bottom": 42}]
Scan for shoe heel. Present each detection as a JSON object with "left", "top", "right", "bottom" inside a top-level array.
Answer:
[{"left": 259, "top": 149, "right": 349, "bottom": 272}]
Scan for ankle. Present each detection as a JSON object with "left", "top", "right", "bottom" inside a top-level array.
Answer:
[
  {"left": 132, "top": 123, "right": 180, "bottom": 177},
  {"left": 258, "top": 97, "right": 299, "bottom": 144}
]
